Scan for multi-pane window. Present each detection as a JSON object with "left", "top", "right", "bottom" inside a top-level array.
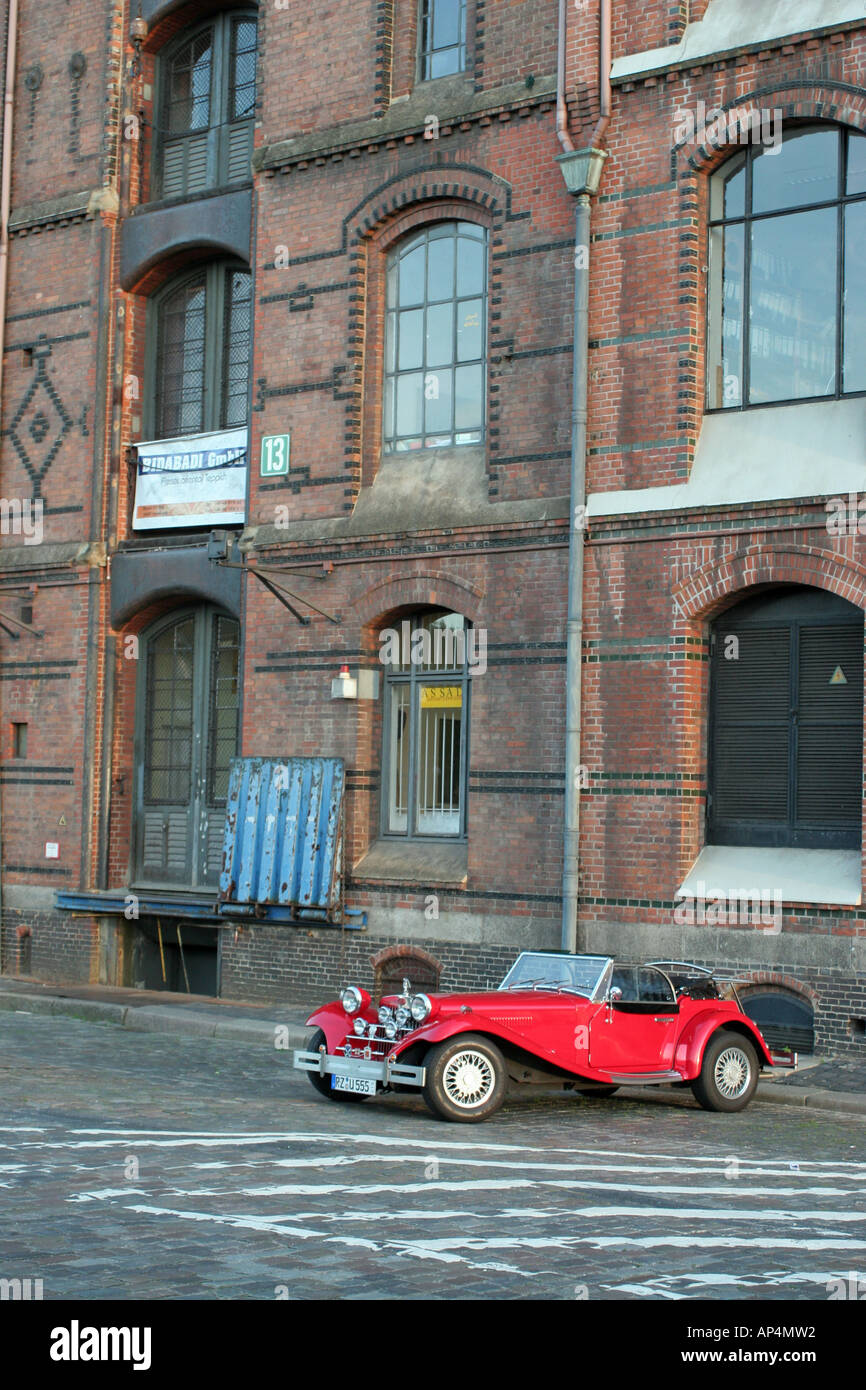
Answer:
[
  {"left": 707, "top": 124, "right": 866, "bottom": 409},
  {"left": 382, "top": 610, "right": 470, "bottom": 839},
  {"left": 419, "top": 0, "right": 467, "bottom": 80},
  {"left": 158, "top": 11, "right": 257, "bottom": 200},
  {"left": 384, "top": 221, "right": 487, "bottom": 451},
  {"left": 152, "top": 263, "right": 251, "bottom": 439}
]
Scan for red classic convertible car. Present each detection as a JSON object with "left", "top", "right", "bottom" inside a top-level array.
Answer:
[{"left": 293, "top": 951, "right": 796, "bottom": 1122}]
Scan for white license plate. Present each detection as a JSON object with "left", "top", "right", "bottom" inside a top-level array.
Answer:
[{"left": 331, "top": 1074, "right": 377, "bottom": 1096}]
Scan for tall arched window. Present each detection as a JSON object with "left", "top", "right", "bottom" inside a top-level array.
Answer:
[
  {"left": 383, "top": 221, "right": 487, "bottom": 451},
  {"left": 150, "top": 262, "right": 252, "bottom": 439},
  {"left": 708, "top": 586, "right": 863, "bottom": 849},
  {"left": 707, "top": 124, "right": 866, "bottom": 409},
  {"left": 381, "top": 609, "right": 471, "bottom": 839},
  {"left": 157, "top": 10, "right": 257, "bottom": 200}
]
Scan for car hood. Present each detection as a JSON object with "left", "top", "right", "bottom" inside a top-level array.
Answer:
[{"left": 380, "top": 989, "right": 590, "bottom": 1020}]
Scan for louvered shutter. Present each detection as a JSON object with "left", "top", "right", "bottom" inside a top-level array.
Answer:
[
  {"left": 796, "top": 625, "right": 863, "bottom": 827},
  {"left": 224, "top": 120, "right": 253, "bottom": 186},
  {"left": 710, "top": 626, "right": 791, "bottom": 832},
  {"left": 141, "top": 809, "right": 193, "bottom": 883},
  {"left": 160, "top": 132, "right": 211, "bottom": 199}
]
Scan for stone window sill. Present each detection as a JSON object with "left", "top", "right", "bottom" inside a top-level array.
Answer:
[{"left": 351, "top": 839, "right": 468, "bottom": 887}]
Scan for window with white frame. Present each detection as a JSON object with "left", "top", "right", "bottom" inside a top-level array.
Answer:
[
  {"left": 383, "top": 221, "right": 487, "bottom": 451},
  {"left": 382, "top": 610, "right": 470, "bottom": 840},
  {"left": 706, "top": 124, "right": 866, "bottom": 410}
]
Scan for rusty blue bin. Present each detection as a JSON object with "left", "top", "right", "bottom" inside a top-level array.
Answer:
[{"left": 218, "top": 757, "right": 345, "bottom": 923}]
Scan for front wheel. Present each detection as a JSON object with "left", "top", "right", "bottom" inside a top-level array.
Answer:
[
  {"left": 305, "top": 1029, "right": 369, "bottom": 1103},
  {"left": 423, "top": 1034, "right": 507, "bottom": 1123},
  {"left": 691, "top": 1030, "right": 759, "bottom": 1113}
]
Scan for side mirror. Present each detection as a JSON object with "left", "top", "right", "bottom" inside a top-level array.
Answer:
[{"left": 607, "top": 986, "right": 623, "bottom": 1004}]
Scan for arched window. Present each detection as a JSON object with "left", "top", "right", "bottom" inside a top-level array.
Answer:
[
  {"left": 383, "top": 221, "right": 487, "bottom": 451},
  {"left": 135, "top": 606, "right": 240, "bottom": 887},
  {"left": 158, "top": 10, "right": 257, "bottom": 200},
  {"left": 708, "top": 586, "right": 863, "bottom": 849},
  {"left": 381, "top": 609, "right": 471, "bottom": 839},
  {"left": 707, "top": 124, "right": 866, "bottom": 409},
  {"left": 150, "top": 262, "right": 251, "bottom": 439},
  {"left": 419, "top": 0, "right": 467, "bottom": 80}
]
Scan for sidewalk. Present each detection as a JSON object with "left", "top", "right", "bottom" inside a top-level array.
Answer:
[{"left": 1, "top": 975, "right": 863, "bottom": 1117}]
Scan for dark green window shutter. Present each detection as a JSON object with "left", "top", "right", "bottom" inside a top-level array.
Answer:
[
  {"left": 797, "top": 625, "right": 863, "bottom": 825},
  {"left": 157, "top": 13, "right": 256, "bottom": 200},
  {"left": 709, "top": 590, "right": 863, "bottom": 849},
  {"left": 711, "top": 627, "right": 791, "bottom": 824}
]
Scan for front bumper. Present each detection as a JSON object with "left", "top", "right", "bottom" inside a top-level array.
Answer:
[{"left": 293, "top": 1048, "right": 426, "bottom": 1088}]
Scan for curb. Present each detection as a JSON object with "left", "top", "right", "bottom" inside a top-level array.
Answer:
[
  {"left": 1, "top": 989, "right": 864, "bottom": 1115},
  {"left": 0, "top": 989, "right": 312, "bottom": 1050}
]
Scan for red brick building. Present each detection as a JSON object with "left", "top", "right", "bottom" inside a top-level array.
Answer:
[{"left": 0, "top": 0, "right": 864, "bottom": 1054}]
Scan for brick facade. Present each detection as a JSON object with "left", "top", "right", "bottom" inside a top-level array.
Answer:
[{"left": 1, "top": 0, "right": 865, "bottom": 1055}]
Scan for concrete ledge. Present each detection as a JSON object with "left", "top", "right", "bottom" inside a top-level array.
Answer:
[
  {"left": 122, "top": 1007, "right": 218, "bottom": 1037},
  {"left": 0, "top": 993, "right": 58, "bottom": 1017}
]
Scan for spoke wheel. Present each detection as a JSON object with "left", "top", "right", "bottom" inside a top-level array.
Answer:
[
  {"left": 691, "top": 1030, "right": 759, "bottom": 1113},
  {"left": 423, "top": 1034, "right": 507, "bottom": 1123}
]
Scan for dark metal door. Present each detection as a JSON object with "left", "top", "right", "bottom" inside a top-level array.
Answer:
[{"left": 134, "top": 607, "right": 239, "bottom": 888}]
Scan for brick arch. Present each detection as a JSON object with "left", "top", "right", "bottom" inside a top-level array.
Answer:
[
  {"left": 674, "top": 545, "right": 866, "bottom": 624},
  {"left": 370, "top": 944, "right": 443, "bottom": 1002},
  {"left": 734, "top": 972, "right": 819, "bottom": 1008},
  {"left": 675, "top": 82, "right": 866, "bottom": 174},
  {"left": 351, "top": 572, "right": 486, "bottom": 629},
  {"left": 347, "top": 165, "right": 507, "bottom": 246}
]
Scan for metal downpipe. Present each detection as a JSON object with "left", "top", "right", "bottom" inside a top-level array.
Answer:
[{"left": 561, "top": 191, "right": 591, "bottom": 954}]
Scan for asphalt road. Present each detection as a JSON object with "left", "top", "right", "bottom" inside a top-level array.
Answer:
[{"left": 1, "top": 1010, "right": 864, "bottom": 1301}]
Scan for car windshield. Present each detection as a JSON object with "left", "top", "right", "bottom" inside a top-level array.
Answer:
[{"left": 498, "top": 953, "right": 612, "bottom": 1000}]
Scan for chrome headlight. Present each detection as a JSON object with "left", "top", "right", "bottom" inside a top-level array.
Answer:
[
  {"left": 377, "top": 1005, "right": 393, "bottom": 1025},
  {"left": 353, "top": 1017, "right": 367, "bottom": 1036},
  {"left": 341, "top": 986, "right": 363, "bottom": 1015},
  {"left": 410, "top": 993, "right": 432, "bottom": 1024},
  {"left": 384, "top": 1022, "right": 397, "bottom": 1040},
  {"left": 395, "top": 1005, "right": 410, "bottom": 1029}
]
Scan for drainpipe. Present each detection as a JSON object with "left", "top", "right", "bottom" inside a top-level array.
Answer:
[
  {"left": 556, "top": 0, "right": 610, "bottom": 954},
  {"left": 0, "top": 0, "right": 19, "bottom": 973},
  {"left": 0, "top": 0, "right": 18, "bottom": 389}
]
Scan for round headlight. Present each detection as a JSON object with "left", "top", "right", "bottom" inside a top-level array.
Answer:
[
  {"left": 341, "top": 986, "right": 363, "bottom": 1015},
  {"left": 384, "top": 1022, "right": 397, "bottom": 1039},
  {"left": 353, "top": 1017, "right": 367, "bottom": 1036},
  {"left": 410, "top": 993, "right": 432, "bottom": 1023},
  {"left": 395, "top": 1005, "right": 410, "bottom": 1029},
  {"left": 377, "top": 1005, "right": 393, "bottom": 1025}
]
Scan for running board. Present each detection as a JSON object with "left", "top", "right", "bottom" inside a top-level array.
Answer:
[{"left": 606, "top": 1069, "right": 683, "bottom": 1086}]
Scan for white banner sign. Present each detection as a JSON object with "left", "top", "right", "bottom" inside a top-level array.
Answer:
[{"left": 133, "top": 428, "right": 248, "bottom": 530}]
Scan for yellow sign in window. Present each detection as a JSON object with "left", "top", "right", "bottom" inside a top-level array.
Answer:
[{"left": 420, "top": 685, "right": 463, "bottom": 709}]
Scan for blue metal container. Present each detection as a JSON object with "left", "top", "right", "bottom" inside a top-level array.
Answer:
[{"left": 218, "top": 757, "right": 345, "bottom": 923}]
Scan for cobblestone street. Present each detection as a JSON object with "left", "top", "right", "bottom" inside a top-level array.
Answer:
[{"left": 1, "top": 1011, "right": 864, "bottom": 1301}]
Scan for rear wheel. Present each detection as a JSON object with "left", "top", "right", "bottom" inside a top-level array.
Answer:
[
  {"left": 423, "top": 1034, "right": 507, "bottom": 1123},
  {"left": 691, "top": 1030, "right": 759, "bottom": 1113},
  {"left": 305, "top": 1029, "right": 369, "bottom": 1103}
]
